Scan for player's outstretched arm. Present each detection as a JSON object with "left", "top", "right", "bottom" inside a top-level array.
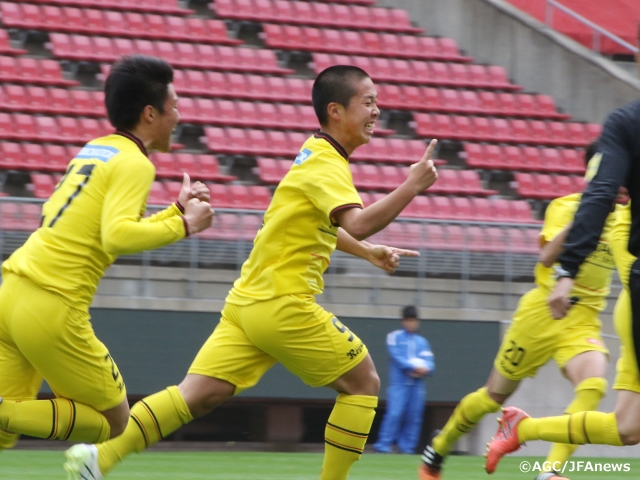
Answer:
[
  {"left": 334, "top": 140, "right": 438, "bottom": 240},
  {"left": 336, "top": 228, "right": 418, "bottom": 273},
  {"left": 101, "top": 158, "right": 213, "bottom": 255}
]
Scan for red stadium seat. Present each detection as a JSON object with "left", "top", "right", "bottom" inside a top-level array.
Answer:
[
  {"left": 31, "top": 174, "right": 56, "bottom": 199},
  {"left": 0, "top": 142, "right": 21, "bottom": 169}
]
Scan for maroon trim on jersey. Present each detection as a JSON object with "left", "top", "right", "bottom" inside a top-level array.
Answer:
[
  {"left": 180, "top": 215, "right": 190, "bottom": 236},
  {"left": 314, "top": 130, "right": 349, "bottom": 161},
  {"left": 330, "top": 203, "right": 363, "bottom": 226},
  {"left": 115, "top": 130, "right": 148, "bottom": 158}
]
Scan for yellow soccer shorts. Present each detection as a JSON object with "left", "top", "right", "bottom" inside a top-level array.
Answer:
[
  {"left": 189, "top": 294, "right": 369, "bottom": 393},
  {"left": 0, "top": 273, "right": 126, "bottom": 411},
  {"left": 612, "top": 289, "right": 640, "bottom": 393},
  {"left": 495, "top": 288, "right": 609, "bottom": 381}
]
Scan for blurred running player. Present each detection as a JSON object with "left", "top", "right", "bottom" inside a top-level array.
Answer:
[{"left": 420, "top": 143, "right": 628, "bottom": 480}]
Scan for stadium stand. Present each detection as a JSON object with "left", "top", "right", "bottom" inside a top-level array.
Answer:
[
  {"left": 0, "top": 3, "right": 242, "bottom": 45},
  {"left": 0, "top": 0, "right": 605, "bottom": 259},
  {"left": 506, "top": 0, "right": 639, "bottom": 54}
]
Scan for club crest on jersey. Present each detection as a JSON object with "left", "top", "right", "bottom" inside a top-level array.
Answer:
[
  {"left": 76, "top": 145, "right": 119, "bottom": 162},
  {"left": 294, "top": 148, "right": 312, "bottom": 165}
]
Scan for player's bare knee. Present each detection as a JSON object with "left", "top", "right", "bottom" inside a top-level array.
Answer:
[
  {"left": 179, "top": 375, "right": 235, "bottom": 418},
  {"left": 103, "top": 400, "right": 130, "bottom": 438},
  {"left": 108, "top": 416, "right": 128, "bottom": 438}
]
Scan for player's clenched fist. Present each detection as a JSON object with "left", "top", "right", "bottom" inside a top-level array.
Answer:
[
  {"left": 183, "top": 198, "right": 214, "bottom": 234},
  {"left": 406, "top": 139, "right": 438, "bottom": 194}
]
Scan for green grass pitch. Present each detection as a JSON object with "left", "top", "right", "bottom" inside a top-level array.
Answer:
[{"left": 1, "top": 450, "right": 638, "bottom": 479}]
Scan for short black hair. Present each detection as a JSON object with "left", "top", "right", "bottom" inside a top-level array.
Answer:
[
  {"left": 402, "top": 305, "right": 418, "bottom": 320},
  {"left": 312, "top": 65, "right": 370, "bottom": 126},
  {"left": 105, "top": 55, "right": 174, "bottom": 131},
  {"left": 584, "top": 141, "right": 598, "bottom": 167}
]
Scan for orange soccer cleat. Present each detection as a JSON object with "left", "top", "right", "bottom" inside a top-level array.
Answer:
[{"left": 484, "top": 406, "right": 530, "bottom": 474}]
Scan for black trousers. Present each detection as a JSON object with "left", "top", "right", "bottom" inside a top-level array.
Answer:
[{"left": 628, "top": 258, "right": 640, "bottom": 374}]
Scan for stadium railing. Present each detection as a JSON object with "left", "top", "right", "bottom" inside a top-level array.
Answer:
[
  {"left": 0, "top": 197, "right": 543, "bottom": 300},
  {"left": 545, "top": 0, "right": 639, "bottom": 54}
]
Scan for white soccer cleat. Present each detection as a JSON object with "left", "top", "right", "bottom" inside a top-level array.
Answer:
[{"left": 64, "top": 444, "right": 103, "bottom": 480}]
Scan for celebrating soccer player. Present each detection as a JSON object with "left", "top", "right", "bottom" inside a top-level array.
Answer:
[
  {"left": 0, "top": 55, "right": 213, "bottom": 454},
  {"left": 64, "top": 65, "right": 438, "bottom": 480}
]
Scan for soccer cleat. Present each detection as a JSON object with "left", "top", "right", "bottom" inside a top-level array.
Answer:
[
  {"left": 418, "top": 462, "right": 441, "bottom": 480},
  {"left": 419, "top": 430, "right": 444, "bottom": 480},
  {"left": 64, "top": 444, "right": 103, "bottom": 480},
  {"left": 535, "top": 473, "right": 569, "bottom": 480},
  {"left": 484, "top": 407, "right": 529, "bottom": 474}
]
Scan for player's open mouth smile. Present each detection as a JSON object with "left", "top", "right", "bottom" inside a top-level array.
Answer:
[{"left": 364, "top": 122, "right": 375, "bottom": 134}]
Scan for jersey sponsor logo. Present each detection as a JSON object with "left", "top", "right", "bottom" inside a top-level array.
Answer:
[
  {"left": 347, "top": 342, "right": 365, "bottom": 359},
  {"left": 75, "top": 145, "right": 119, "bottom": 162},
  {"left": 294, "top": 148, "right": 312, "bottom": 165}
]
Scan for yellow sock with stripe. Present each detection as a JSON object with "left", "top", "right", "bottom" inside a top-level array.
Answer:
[
  {"left": 320, "top": 394, "right": 377, "bottom": 480},
  {"left": 518, "top": 411, "right": 623, "bottom": 446},
  {"left": 432, "top": 387, "right": 500, "bottom": 457},
  {"left": 0, "top": 398, "right": 109, "bottom": 442},
  {"left": 98, "top": 386, "right": 192, "bottom": 475},
  {"left": 543, "top": 378, "right": 607, "bottom": 471}
]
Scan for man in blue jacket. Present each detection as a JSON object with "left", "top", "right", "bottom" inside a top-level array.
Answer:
[{"left": 374, "top": 306, "right": 435, "bottom": 454}]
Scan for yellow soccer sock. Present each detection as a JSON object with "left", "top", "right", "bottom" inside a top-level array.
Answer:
[
  {"left": 320, "top": 394, "right": 377, "bottom": 480},
  {"left": 518, "top": 411, "right": 623, "bottom": 446},
  {"left": 0, "top": 398, "right": 110, "bottom": 442},
  {"left": 543, "top": 378, "right": 607, "bottom": 471},
  {"left": 432, "top": 387, "right": 500, "bottom": 457},
  {"left": 98, "top": 386, "right": 193, "bottom": 475}
]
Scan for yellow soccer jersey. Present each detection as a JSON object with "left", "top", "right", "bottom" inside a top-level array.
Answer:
[
  {"left": 535, "top": 192, "right": 617, "bottom": 309},
  {"left": 227, "top": 131, "right": 363, "bottom": 305},
  {"left": 2, "top": 131, "right": 187, "bottom": 310}
]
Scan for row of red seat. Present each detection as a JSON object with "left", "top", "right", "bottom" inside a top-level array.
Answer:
[
  {"left": 462, "top": 144, "right": 585, "bottom": 174},
  {"left": 0, "top": 84, "right": 566, "bottom": 127},
  {"left": 0, "top": 113, "right": 111, "bottom": 144},
  {"left": 370, "top": 223, "right": 539, "bottom": 253},
  {"left": 515, "top": 173, "right": 584, "bottom": 200},
  {"left": 360, "top": 193, "right": 535, "bottom": 223},
  {"left": 204, "top": 128, "right": 440, "bottom": 164},
  {"left": 0, "top": 142, "right": 237, "bottom": 182},
  {"left": 0, "top": 202, "right": 43, "bottom": 231},
  {"left": 1, "top": 0, "right": 192, "bottom": 15},
  {"left": 0, "top": 85, "right": 104, "bottom": 116},
  {"left": 179, "top": 98, "right": 393, "bottom": 134},
  {"left": 0, "top": 142, "right": 77, "bottom": 171},
  {"left": 413, "top": 114, "right": 600, "bottom": 147},
  {"left": 256, "top": 158, "right": 495, "bottom": 196},
  {"left": 0, "top": 55, "right": 78, "bottom": 86},
  {"left": 49, "top": 34, "right": 293, "bottom": 74},
  {"left": 213, "top": 0, "right": 416, "bottom": 32},
  {"left": 0, "top": 30, "right": 26, "bottom": 56},
  {"left": 173, "top": 70, "right": 312, "bottom": 103},
  {"left": 262, "top": 25, "right": 470, "bottom": 62},
  {"left": 357, "top": 166, "right": 497, "bottom": 196},
  {"left": 1, "top": 4, "right": 241, "bottom": 45},
  {"left": 377, "top": 85, "right": 569, "bottom": 119},
  {"left": 149, "top": 153, "right": 236, "bottom": 182},
  {"left": 146, "top": 182, "right": 273, "bottom": 211},
  {"left": 115, "top": 68, "right": 555, "bottom": 122},
  {"left": 312, "top": 54, "right": 520, "bottom": 90}
]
